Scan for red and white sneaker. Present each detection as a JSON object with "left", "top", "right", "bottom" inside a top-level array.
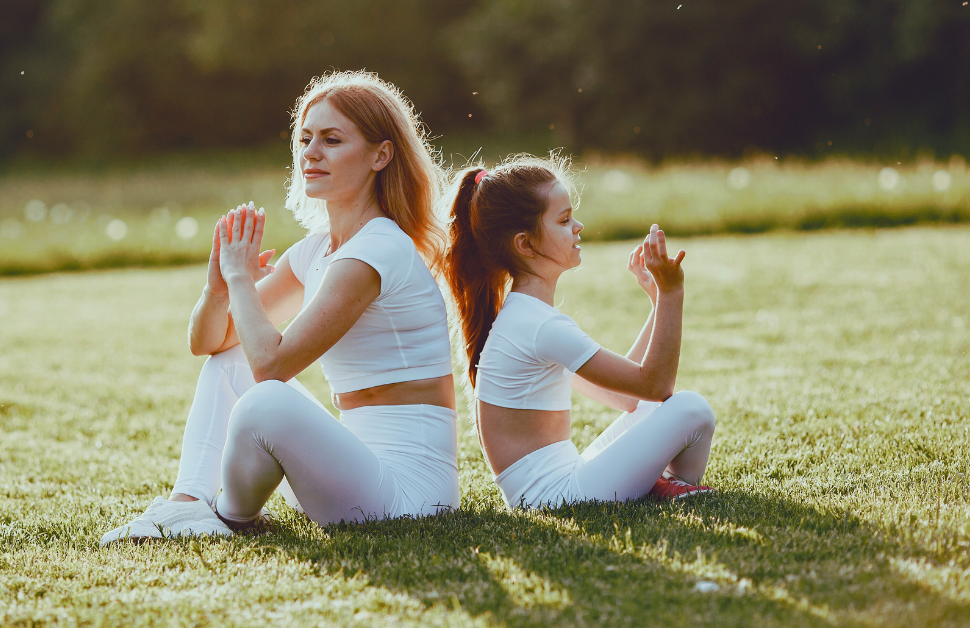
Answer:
[{"left": 647, "top": 477, "right": 714, "bottom": 500}]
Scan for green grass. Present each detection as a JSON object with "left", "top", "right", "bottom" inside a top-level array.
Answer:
[
  {"left": 1, "top": 154, "right": 969, "bottom": 276},
  {"left": 1, "top": 227, "right": 969, "bottom": 626}
]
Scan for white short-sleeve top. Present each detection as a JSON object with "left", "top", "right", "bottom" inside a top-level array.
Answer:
[
  {"left": 287, "top": 217, "right": 452, "bottom": 394},
  {"left": 475, "top": 292, "right": 601, "bottom": 411}
]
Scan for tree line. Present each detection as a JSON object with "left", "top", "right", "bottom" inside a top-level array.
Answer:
[{"left": 2, "top": 0, "right": 967, "bottom": 161}]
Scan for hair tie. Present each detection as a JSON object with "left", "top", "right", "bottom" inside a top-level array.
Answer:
[{"left": 475, "top": 170, "right": 489, "bottom": 185}]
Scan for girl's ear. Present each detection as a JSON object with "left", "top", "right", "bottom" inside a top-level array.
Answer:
[{"left": 512, "top": 232, "right": 536, "bottom": 258}]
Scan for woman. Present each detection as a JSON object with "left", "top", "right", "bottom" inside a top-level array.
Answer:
[
  {"left": 444, "top": 156, "right": 716, "bottom": 510},
  {"left": 101, "top": 71, "right": 457, "bottom": 544}
]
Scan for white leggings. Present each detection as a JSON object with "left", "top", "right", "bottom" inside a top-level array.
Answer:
[
  {"left": 494, "top": 391, "right": 716, "bottom": 509},
  {"left": 172, "top": 346, "right": 459, "bottom": 525}
]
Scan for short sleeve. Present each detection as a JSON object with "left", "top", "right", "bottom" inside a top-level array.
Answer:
[
  {"left": 534, "top": 314, "right": 601, "bottom": 372},
  {"left": 285, "top": 234, "right": 328, "bottom": 286},
  {"left": 329, "top": 228, "right": 412, "bottom": 298}
]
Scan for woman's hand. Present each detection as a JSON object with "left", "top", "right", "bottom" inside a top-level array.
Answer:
[
  {"left": 628, "top": 242, "right": 658, "bottom": 304},
  {"left": 640, "top": 224, "right": 685, "bottom": 294},
  {"left": 218, "top": 202, "right": 276, "bottom": 286}
]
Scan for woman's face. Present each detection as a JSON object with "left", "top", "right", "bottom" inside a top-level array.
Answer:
[
  {"left": 536, "top": 180, "right": 583, "bottom": 270},
  {"left": 299, "top": 99, "right": 388, "bottom": 203}
]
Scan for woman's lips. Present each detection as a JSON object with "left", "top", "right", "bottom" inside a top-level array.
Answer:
[{"left": 303, "top": 170, "right": 329, "bottom": 179}]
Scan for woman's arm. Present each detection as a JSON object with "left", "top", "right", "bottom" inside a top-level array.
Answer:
[
  {"left": 219, "top": 206, "right": 381, "bottom": 382},
  {"left": 188, "top": 207, "right": 300, "bottom": 356},
  {"left": 574, "top": 224, "right": 685, "bottom": 402}
]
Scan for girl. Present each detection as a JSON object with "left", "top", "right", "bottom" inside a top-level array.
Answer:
[
  {"left": 101, "top": 71, "right": 458, "bottom": 544},
  {"left": 444, "top": 157, "right": 716, "bottom": 510}
]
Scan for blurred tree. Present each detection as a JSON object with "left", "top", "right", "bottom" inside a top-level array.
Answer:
[
  {"left": 449, "top": 0, "right": 970, "bottom": 158},
  {"left": 1, "top": 0, "right": 967, "bottom": 160}
]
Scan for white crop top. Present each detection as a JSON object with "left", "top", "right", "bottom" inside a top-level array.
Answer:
[
  {"left": 287, "top": 217, "right": 452, "bottom": 394},
  {"left": 475, "top": 292, "right": 601, "bottom": 411}
]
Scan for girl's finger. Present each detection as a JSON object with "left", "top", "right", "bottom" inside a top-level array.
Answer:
[{"left": 657, "top": 229, "right": 669, "bottom": 260}]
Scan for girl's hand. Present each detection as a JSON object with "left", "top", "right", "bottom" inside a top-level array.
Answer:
[
  {"left": 218, "top": 202, "right": 276, "bottom": 285},
  {"left": 628, "top": 243, "right": 659, "bottom": 304},
  {"left": 640, "top": 224, "right": 685, "bottom": 294}
]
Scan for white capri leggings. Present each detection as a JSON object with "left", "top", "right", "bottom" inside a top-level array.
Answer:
[
  {"left": 171, "top": 345, "right": 459, "bottom": 525},
  {"left": 495, "top": 391, "right": 716, "bottom": 509}
]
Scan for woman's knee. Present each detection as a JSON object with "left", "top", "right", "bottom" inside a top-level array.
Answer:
[
  {"left": 202, "top": 344, "right": 248, "bottom": 373},
  {"left": 228, "top": 379, "right": 293, "bottom": 437},
  {"left": 667, "top": 390, "right": 716, "bottom": 432}
]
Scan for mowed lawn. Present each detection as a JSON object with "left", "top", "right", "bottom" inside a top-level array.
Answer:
[{"left": 1, "top": 227, "right": 969, "bottom": 627}]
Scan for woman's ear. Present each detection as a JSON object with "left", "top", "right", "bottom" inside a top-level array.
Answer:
[
  {"left": 512, "top": 232, "right": 536, "bottom": 258},
  {"left": 372, "top": 140, "right": 394, "bottom": 172}
]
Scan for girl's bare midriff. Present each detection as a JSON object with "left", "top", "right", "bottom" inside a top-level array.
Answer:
[
  {"left": 477, "top": 401, "right": 571, "bottom": 475},
  {"left": 334, "top": 374, "right": 456, "bottom": 411}
]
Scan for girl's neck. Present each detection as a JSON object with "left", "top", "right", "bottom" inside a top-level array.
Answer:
[
  {"left": 325, "top": 193, "right": 386, "bottom": 250},
  {"left": 510, "top": 270, "right": 560, "bottom": 307}
]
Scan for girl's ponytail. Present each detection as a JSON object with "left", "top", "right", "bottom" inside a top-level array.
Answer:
[
  {"left": 444, "top": 169, "right": 505, "bottom": 388},
  {"left": 444, "top": 154, "right": 573, "bottom": 390}
]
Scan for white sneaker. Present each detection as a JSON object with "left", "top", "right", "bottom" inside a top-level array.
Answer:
[{"left": 100, "top": 497, "right": 234, "bottom": 546}]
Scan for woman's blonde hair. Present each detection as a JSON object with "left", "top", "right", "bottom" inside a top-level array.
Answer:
[{"left": 285, "top": 71, "right": 446, "bottom": 271}]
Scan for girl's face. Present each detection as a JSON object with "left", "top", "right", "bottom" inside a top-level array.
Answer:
[
  {"left": 536, "top": 180, "right": 583, "bottom": 270},
  {"left": 299, "top": 99, "right": 389, "bottom": 203}
]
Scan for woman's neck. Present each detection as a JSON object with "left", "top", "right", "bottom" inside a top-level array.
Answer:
[{"left": 325, "top": 194, "right": 386, "bottom": 251}]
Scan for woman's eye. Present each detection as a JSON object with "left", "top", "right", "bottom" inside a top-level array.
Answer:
[
  {"left": 299, "top": 137, "right": 311, "bottom": 145},
  {"left": 325, "top": 137, "right": 341, "bottom": 145}
]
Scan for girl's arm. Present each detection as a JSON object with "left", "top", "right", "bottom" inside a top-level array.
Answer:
[
  {"left": 188, "top": 206, "right": 302, "bottom": 356},
  {"left": 219, "top": 205, "right": 381, "bottom": 382},
  {"left": 572, "top": 242, "right": 660, "bottom": 412},
  {"left": 574, "top": 225, "right": 685, "bottom": 402}
]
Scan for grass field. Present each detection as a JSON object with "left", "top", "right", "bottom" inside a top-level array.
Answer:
[
  {"left": 1, "top": 154, "right": 968, "bottom": 276},
  {"left": 1, "top": 226, "right": 968, "bottom": 626}
]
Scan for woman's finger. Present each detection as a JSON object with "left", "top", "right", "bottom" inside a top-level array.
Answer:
[
  {"left": 253, "top": 207, "right": 266, "bottom": 247},
  {"left": 673, "top": 249, "right": 686, "bottom": 265},
  {"left": 211, "top": 222, "right": 220, "bottom": 254},
  {"left": 231, "top": 207, "right": 242, "bottom": 242},
  {"left": 218, "top": 217, "right": 229, "bottom": 249},
  {"left": 657, "top": 229, "right": 669, "bottom": 260},
  {"left": 242, "top": 205, "right": 256, "bottom": 244},
  {"left": 259, "top": 249, "right": 275, "bottom": 267}
]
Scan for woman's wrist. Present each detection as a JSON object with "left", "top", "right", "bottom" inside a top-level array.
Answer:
[{"left": 203, "top": 283, "right": 230, "bottom": 303}]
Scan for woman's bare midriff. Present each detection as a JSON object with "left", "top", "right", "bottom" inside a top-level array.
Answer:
[
  {"left": 334, "top": 374, "right": 456, "bottom": 411},
  {"left": 477, "top": 401, "right": 572, "bottom": 476}
]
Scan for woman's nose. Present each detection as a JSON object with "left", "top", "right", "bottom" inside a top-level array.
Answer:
[
  {"left": 303, "top": 138, "right": 322, "bottom": 160},
  {"left": 575, "top": 220, "right": 584, "bottom": 233}
]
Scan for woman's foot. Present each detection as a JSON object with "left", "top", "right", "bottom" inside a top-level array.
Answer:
[
  {"left": 647, "top": 477, "right": 714, "bottom": 500},
  {"left": 100, "top": 497, "right": 234, "bottom": 546}
]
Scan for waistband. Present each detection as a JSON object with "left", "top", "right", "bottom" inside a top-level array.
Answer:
[
  {"left": 494, "top": 439, "right": 579, "bottom": 509},
  {"left": 339, "top": 404, "right": 458, "bottom": 468}
]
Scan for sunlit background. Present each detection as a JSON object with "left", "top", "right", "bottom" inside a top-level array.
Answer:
[{"left": 1, "top": 0, "right": 968, "bottom": 271}]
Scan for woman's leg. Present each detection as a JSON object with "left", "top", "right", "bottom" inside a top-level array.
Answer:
[
  {"left": 216, "top": 380, "right": 401, "bottom": 526},
  {"left": 170, "top": 345, "right": 321, "bottom": 506},
  {"left": 171, "top": 345, "right": 256, "bottom": 505},
  {"left": 575, "top": 391, "right": 716, "bottom": 502}
]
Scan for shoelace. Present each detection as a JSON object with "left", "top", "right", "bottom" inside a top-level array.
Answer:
[{"left": 665, "top": 477, "right": 693, "bottom": 488}]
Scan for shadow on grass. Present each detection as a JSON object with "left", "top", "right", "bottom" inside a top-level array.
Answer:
[{"left": 246, "top": 490, "right": 969, "bottom": 627}]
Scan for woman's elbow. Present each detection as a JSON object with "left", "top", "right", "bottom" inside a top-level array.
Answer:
[{"left": 251, "top": 357, "right": 288, "bottom": 383}]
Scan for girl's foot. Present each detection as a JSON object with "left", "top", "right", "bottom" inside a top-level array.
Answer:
[
  {"left": 100, "top": 497, "right": 234, "bottom": 546},
  {"left": 647, "top": 477, "right": 714, "bottom": 500}
]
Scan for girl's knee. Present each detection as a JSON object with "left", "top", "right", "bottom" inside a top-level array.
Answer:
[{"left": 668, "top": 390, "right": 716, "bottom": 431}]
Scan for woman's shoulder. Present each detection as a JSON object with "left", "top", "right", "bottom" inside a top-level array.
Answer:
[{"left": 285, "top": 231, "right": 331, "bottom": 283}]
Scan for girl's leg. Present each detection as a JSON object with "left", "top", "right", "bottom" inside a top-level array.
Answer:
[
  {"left": 575, "top": 391, "right": 716, "bottom": 502},
  {"left": 216, "top": 380, "right": 399, "bottom": 526}
]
